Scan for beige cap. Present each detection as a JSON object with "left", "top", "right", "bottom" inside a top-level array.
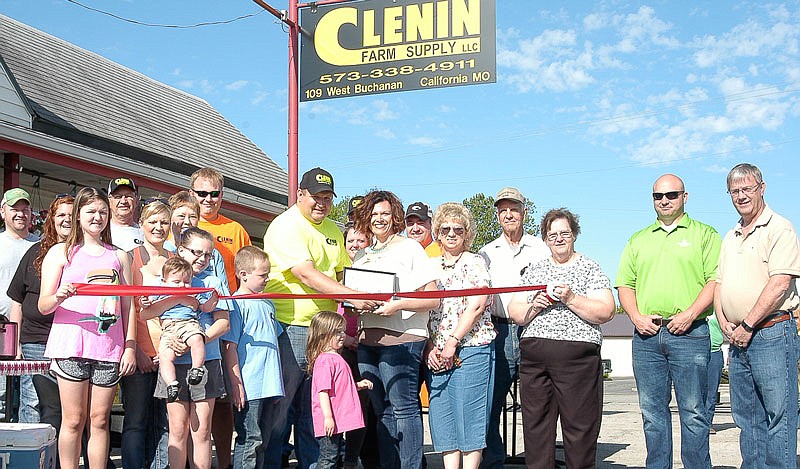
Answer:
[{"left": 494, "top": 187, "right": 525, "bottom": 206}]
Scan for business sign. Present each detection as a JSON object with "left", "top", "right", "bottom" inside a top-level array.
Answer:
[{"left": 299, "top": 0, "right": 496, "bottom": 102}]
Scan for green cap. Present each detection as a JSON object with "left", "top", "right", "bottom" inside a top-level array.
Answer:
[{"left": 1, "top": 188, "right": 31, "bottom": 207}]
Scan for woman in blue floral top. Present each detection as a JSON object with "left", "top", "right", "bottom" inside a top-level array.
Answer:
[{"left": 425, "top": 202, "right": 496, "bottom": 469}]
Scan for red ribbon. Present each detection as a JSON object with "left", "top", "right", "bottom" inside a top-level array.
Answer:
[{"left": 73, "top": 283, "right": 547, "bottom": 301}]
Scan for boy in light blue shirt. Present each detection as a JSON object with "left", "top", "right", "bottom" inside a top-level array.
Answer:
[{"left": 222, "top": 246, "right": 284, "bottom": 469}]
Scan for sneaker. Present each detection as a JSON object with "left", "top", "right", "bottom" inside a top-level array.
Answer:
[
  {"left": 166, "top": 383, "right": 180, "bottom": 402},
  {"left": 187, "top": 367, "right": 205, "bottom": 385}
]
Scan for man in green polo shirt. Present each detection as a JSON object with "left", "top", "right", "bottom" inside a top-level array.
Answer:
[{"left": 616, "top": 173, "right": 721, "bottom": 469}]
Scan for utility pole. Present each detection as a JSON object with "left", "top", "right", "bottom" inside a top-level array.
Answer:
[{"left": 253, "top": 0, "right": 354, "bottom": 206}]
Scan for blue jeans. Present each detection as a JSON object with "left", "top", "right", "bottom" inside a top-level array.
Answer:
[
  {"left": 481, "top": 321, "right": 519, "bottom": 469},
  {"left": 315, "top": 433, "right": 344, "bottom": 469},
  {"left": 266, "top": 327, "right": 318, "bottom": 469},
  {"left": 359, "top": 340, "right": 425, "bottom": 469},
  {"left": 632, "top": 321, "right": 711, "bottom": 469},
  {"left": 19, "top": 343, "right": 46, "bottom": 423},
  {"left": 729, "top": 317, "right": 798, "bottom": 469},
  {"left": 705, "top": 349, "right": 724, "bottom": 427},
  {"left": 120, "top": 369, "right": 169, "bottom": 469},
  {"left": 427, "top": 343, "right": 494, "bottom": 452},
  {"left": 234, "top": 397, "right": 279, "bottom": 469}
]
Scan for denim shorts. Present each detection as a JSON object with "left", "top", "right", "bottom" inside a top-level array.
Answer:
[
  {"left": 51, "top": 357, "right": 121, "bottom": 387},
  {"left": 427, "top": 343, "right": 495, "bottom": 452},
  {"left": 154, "top": 359, "right": 225, "bottom": 402}
]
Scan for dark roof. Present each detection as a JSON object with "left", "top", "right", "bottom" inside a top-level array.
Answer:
[
  {"left": 0, "top": 14, "right": 287, "bottom": 208},
  {"left": 600, "top": 314, "right": 634, "bottom": 337}
]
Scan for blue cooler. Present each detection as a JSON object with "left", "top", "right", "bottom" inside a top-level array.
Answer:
[{"left": 0, "top": 423, "right": 56, "bottom": 469}]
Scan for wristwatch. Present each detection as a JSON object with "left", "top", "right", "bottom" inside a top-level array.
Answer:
[{"left": 740, "top": 320, "right": 754, "bottom": 333}]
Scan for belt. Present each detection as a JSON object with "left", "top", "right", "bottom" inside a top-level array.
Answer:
[
  {"left": 492, "top": 316, "right": 515, "bottom": 325},
  {"left": 653, "top": 317, "right": 705, "bottom": 328},
  {"left": 755, "top": 311, "right": 791, "bottom": 330}
]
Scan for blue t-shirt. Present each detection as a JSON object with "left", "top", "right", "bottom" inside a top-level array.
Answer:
[
  {"left": 174, "top": 271, "right": 231, "bottom": 365},
  {"left": 221, "top": 297, "right": 284, "bottom": 401},
  {"left": 154, "top": 289, "right": 211, "bottom": 321}
]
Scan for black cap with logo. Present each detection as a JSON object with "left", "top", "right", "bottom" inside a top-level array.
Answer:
[{"left": 299, "top": 167, "right": 336, "bottom": 196}]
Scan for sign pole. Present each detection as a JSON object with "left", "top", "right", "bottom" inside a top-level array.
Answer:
[{"left": 287, "top": 0, "right": 299, "bottom": 205}]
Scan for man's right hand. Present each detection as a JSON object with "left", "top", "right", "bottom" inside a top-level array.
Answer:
[{"left": 633, "top": 314, "right": 662, "bottom": 336}]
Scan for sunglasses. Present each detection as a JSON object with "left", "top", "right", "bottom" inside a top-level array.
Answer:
[
  {"left": 55, "top": 193, "right": 75, "bottom": 200},
  {"left": 142, "top": 197, "right": 169, "bottom": 206},
  {"left": 192, "top": 190, "right": 221, "bottom": 199},
  {"left": 652, "top": 191, "right": 684, "bottom": 201},
  {"left": 439, "top": 226, "right": 465, "bottom": 236}
]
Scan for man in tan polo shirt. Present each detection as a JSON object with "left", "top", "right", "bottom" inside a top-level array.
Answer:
[{"left": 714, "top": 163, "right": 800, "bottom": 469}]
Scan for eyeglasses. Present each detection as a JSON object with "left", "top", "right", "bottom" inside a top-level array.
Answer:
[
  {"left": 109, "top": 193, "right": 136, "bottom": 200},
  {"left": 142, "top": 197, "right": 169, "bottom": 206},
  {"left": 727, "top": 183, "right": 761, "bottom": 197},
  {"left": 439, "top": 226, "right": 465, "bottom": 236},
  {"left": 186, "top": 248, "right": 213, "bottom": 259},
  {"left": 546, "top": 231, "right": 573, "bottom": 242},
  {"left": 652, "top": 191, "right": 684, "bottom": 201},
  {"left": 192, "top": 190, "right": 221, "bottom": 199}
]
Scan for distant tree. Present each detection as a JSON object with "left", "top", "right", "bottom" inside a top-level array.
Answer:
[
  {"left": 462, "top": 193, "right": 540, "bottom": 251},
  {"left": 329, "top": 195, "right": 352, "bottom": 225}
]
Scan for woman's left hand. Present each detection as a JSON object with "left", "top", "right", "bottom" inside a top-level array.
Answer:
[
  {"left": 119, "top": 348, "right": 137, "bottom": 376},
  {"left": 553, "top": 284, "right": 575, "bottom": 304}
]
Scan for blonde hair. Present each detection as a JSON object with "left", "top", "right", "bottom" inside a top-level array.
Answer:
[
  {"left": 168, "top": 191, "right": 200, "bottom": 216},
  {"left": 306, "top": 311, "right": 345, "bottom": 374},
  {"left": 139, "top": 198, "right": 171, "bottom": 224},
  {"left": 234, "top": 246, "right": 269, "bottom": 278},
  {"left": 190, "top": 168, "right": 224, "bottom": 190},
  {"left": 431, "top": 202, "right": 477, "bottom": 251}
]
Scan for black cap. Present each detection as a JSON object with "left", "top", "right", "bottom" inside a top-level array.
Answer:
[
  {"left": 299, "top": 167, "right": 336, "bottom": 196},
  {"left": 108, "top": 176, "right": 137, "bottom": 194},
  {"left": 405, "top": 202, "right": 432, "bottom": 222},
  {"left": 347, "top": 196, "right": 364, "bottom": 215}
]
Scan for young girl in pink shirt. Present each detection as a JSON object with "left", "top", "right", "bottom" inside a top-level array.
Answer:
[{"left": 307, "top": 311, "right": 372, "bottom": 469}]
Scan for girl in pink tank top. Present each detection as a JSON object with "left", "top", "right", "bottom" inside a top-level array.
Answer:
[{"left": 39, "top": 187, "right": 135, "bottom": 469}]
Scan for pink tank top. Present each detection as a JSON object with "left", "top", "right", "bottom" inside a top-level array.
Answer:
[{"left": 45, "top": 245, "right": 124, "bottom": 362}]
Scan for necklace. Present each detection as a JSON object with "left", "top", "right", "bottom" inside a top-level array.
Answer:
[
  {"left": 370, "top": 233, "right": 396, "bottom": 253},
  {"left": 441, "top": 252, "right": 464, "bottom": 270}
]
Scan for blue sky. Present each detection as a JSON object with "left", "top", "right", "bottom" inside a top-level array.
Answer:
[{"left": 3, "top": 1, "right": 799, "bottom": 280}]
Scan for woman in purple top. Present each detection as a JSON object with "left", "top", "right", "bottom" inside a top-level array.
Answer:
[{"left": 39, "top": 187, "right": 137, "bottom": 469}]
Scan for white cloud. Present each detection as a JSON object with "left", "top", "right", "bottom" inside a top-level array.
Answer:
[
  {"left": 612, "top": 6, "right": 679, "bottom": 52},
  {"left": 374, "top": 128, "right": 396, "bottom": 139},
  {"left": 225, "top": 80, "right": 249, "bottom": 91},
  {"left": 250, "top": 91, "right": 269, "bottom": 105},
  {"left": 176, "top": 80, "right": 194, "bottom": 89},
  {"left": 629, "top": 125, "right": 708, "bottom": 164},
  {"left": 372, "top": 100, "right": 397, "bottom": 121},
  {"left": 692, "top": 16, "right": 800, "bottom": 68},
  {"left": 704, "top": 164, "right": 731, "bottom": 174},
  {"left": 498, "top": 29, "right": 596, "bottom": 92},
  {"left": 583, "top": 13, "right": 606, "bottom": 32},
  {"left": 407, "top": 136, "right": 442, "bottom": 146},
  {"left": 170, "top": 68, "right": 181, "bottom": 76}
]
